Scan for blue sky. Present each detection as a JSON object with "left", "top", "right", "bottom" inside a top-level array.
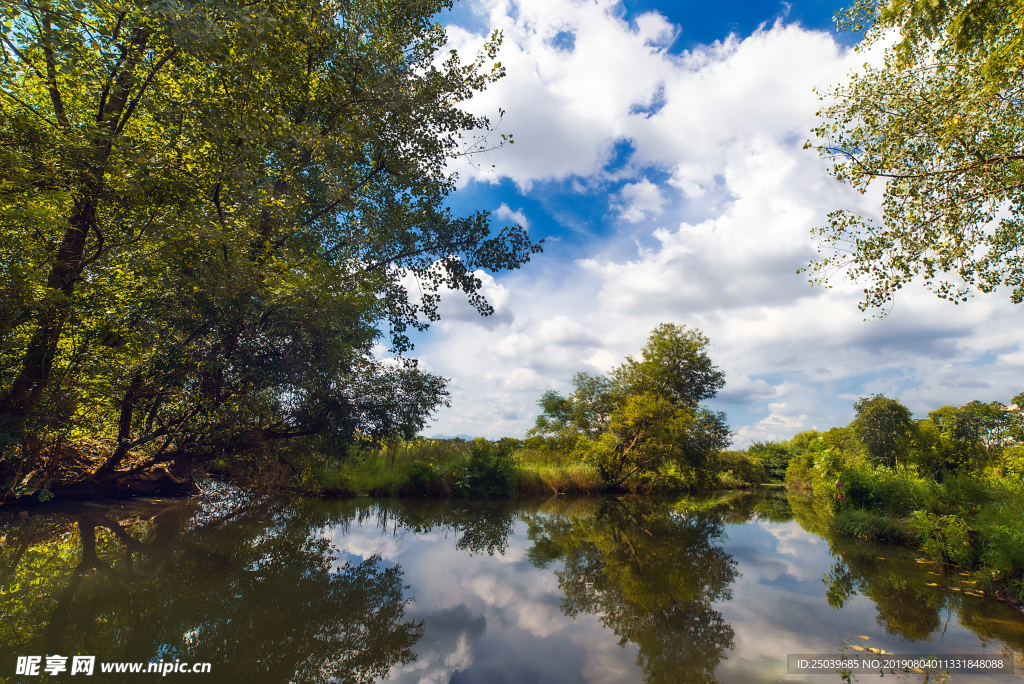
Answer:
[{"left": 406, "top": 0, "right": 1024, "bottom": 445}]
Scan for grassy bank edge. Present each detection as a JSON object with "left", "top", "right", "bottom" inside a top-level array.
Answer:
[
  {"left": 785, "top": 459, "right": 1024, "bottom": 611},
  {"left": 210, "top": 438, "right": 769, "bottom": 500}
]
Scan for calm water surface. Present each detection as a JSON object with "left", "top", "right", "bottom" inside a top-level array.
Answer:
[{"left": 2, "top": 490, "right": 1022, "bottom": 683}]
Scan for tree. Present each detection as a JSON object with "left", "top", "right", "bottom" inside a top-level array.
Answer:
[
  {"left": 852, "top": 394, "right": 913, "bottom": 468},
  {"left": 610, "top": 324, "right": 726, "bottom": 405},
  {"left": 0, "top": 0, "right": 541, "bottom": 499},
  {"left": 531, "top": 324, "right": 730, "bottom": 487},
  {"left": 805, "top": 0, "right": 1024, "bottom": 313},
  {"left": 926, "top": 399, "right": 1010, "bottom": 468},
  {"left": 748, "top": 441, "right": 793, "bottom": 481}
]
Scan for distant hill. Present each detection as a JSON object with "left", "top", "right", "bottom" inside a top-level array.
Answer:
[{"left": 423, "top": 433, "right": 477, "bottom": 441}]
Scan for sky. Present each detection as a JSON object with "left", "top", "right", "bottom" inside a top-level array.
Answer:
[{"left": 405, "top": 0, "right": 1024, "bottom": 446}]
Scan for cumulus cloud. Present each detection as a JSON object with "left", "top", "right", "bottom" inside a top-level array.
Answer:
[
  {"left": 612, "top": 179, "right": 667, "bottom": 222},
  {"left": 408, "top": 0, "right": 1024, "bottom": 445},
  {"left": 494, "top": 202, "right": 530, "bottom": 229}
]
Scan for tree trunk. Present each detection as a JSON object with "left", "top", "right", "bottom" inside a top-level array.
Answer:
[{"left": 1, "top": 198, "right": 96, "bottom": 419}]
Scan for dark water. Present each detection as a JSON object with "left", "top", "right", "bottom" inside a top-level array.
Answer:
[{"left": 2, "top": 490, "right": 1022, "bottom": 683}]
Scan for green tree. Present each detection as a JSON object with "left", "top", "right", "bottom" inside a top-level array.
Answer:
[
  {"left": 749, "top": 441, "right": 793, "bottom": 481},
  {"left": 0, "top": 0, "right": 541, "bottom": 499},
  {"left": 530, "top": 324, "right": 731, "bottom": 487},
  {"left": 568, "top": 372, "right": 617, "bottom": 437},
  {"left": 925, "top": 400, "right": 1009, "bottom": 469},
  {"left": 610, "top": 324, "right": 726, "bottom": 406},
  {"left": 852, "top": 395, "right": 914, "bottom": 468},
  {"left": 806, "top": 0, "right": 1024, "bottom": 313}
]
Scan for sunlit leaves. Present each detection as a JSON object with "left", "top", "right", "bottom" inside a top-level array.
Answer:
[
  {"left": 806, "top": 0, "right": 1024, "bottom": 314},
  {"left": 0, "top": 0, "right": 540, "bottom": 492}
]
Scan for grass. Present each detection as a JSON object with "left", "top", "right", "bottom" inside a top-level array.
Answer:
[
  {"left": 292, "top": 439, "right": 603, "bottom": 498},
  {"left": 514, "top": 447, "right": 602, "bottom": 495},
  {"left": 790, "top": 457, "right": 1024, "bottom": 604},
  {"left": 285, "top": 437, "right": 785, "bottom": 498}
]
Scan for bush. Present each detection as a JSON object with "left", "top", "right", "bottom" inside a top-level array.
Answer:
[
  {"left": 837, "top": 467, "right": 929, "bottom": 516},
  {"left": 749, "top": 442, "right": 792, "bottom": 481},
  {"left": 406, "top": 461, "right": 449, "bottom": 493},
  {"left": 907, "top": 511, "right": 979, "bottom": 567},
  {"left": 456, "top": 439, "right": 518, "bottom": 499},
  {"left": 715, "top": 450, "right": 766, "bottom": 487},
  {"left": 785, "top": 449, "right": 816, "bottom": 489},
  {"left": 994, "top": 445, "right": 1024, "bottom": 479}
]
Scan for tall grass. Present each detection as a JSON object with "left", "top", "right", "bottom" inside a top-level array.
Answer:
[
  {"left": 293, "top": 439, "right": 603, "bottom": 498},
  {"left": 786, "top": 450, "right": 1024, "bottom": 603},
  {"left": 291, "top": 437, "right": 771, "bottom": 499},
  {"left": 515, "top": 447, "right": 602, "bottom": 495}
]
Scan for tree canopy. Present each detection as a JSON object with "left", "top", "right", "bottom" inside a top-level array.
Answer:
[
  {"left": 0, "top": 0, "right": 542, "bottom": 500},
  {"left": 529, "top": 324, "right": 730, "bottom": 488},
  {"left": 852, "top": 394, "right": 914, "bottom": 468},
  {"left": 806, "top": 0, "right": 1024, "bottom": 313}
]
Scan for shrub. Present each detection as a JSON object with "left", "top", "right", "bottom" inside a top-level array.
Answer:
[
  {"left": 715, "top": 450, "right": 766, "bottom": 487},
  {"left": 749, "top": 442, "right": 792, "bottom": 481},
  {"left": 456, "top": 439, "right": 518, "bottom": 499},
  {"left": 837, "top": 467, "right": 929, "bottom": 516},
  {"left": 907, "top": 511, "right": 979, "bottom": 567},
  {"left": 785, "top": 449, "right": 816, "bottom": 489}
]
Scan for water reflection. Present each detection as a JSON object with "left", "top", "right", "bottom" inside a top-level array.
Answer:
[
  {"left": 2, "top": 491, "right": 1023, "bottom": 683},
  {"left": 525, "top": 498, "right": 738, "bottom": 684},
  {"left": 790, "top": 491, "right": 1024, "bottom": 658},
  {"left": 2, "top": 498, "right": 422, "bottom": 683}
]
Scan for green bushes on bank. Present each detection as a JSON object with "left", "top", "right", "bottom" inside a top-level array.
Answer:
[{"left": 780, "top": 391, "right": 1024, "bottom": 603}]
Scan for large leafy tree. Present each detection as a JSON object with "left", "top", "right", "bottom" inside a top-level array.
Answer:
[
  {"left": 852, "top": 394, "right": 913, "bottom": 468},
  {"left": 530, "top": 324, "right": 730, "bottom": 487},
  {"left": 806, "top": 0, "right": 1024, "bottom": 312},
  {"left": 0, "top": 0, "right": 541, "bottom": 498}
]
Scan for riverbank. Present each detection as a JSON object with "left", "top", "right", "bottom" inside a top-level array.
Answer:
[
  {"left": 206, "top": 437, "right": 772, "bottom": 500},
  {"left": 786, "top": 454, "right": 1024, "bottom": 609}
]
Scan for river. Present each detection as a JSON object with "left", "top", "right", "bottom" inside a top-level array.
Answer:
[{"left": 2, "top": 489, "right": 1022, "bottom": 683}]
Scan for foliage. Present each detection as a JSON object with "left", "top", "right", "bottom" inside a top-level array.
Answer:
[
  {"left": 832, "top": 509, "right": 914, "bottom": 542},
  {"left": 781, "top": 392, "right": 1024, "bottom": 598},
  {"left": 821, "top": 426, "right": 863, "bottom": 458},
  {"left": 455, "top": 438, "right": 518, "bottom": 499},
  {"left": 852, "top": 395, "right": 913, "bottom": 468},
  {"left": 714, "top": 450, "right": 766, "bottom": 488},
  {"left": 608, "top": 324, "right": 726, "bottom": 406},
  {"left": 0, "top": 0, "right": 541, "bottom": 499},
  {"left": 748, "top": 441, "right": 792, "bottom": 481},
  {"left": 806, "top": 0, "right": 1024, "bottom": 313},
  {"left": 531, "top": 324, "right": 731, "bottom": 488}
]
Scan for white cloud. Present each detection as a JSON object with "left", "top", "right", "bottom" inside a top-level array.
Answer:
[
  {"left": 494, "top": 202, "right": 530, "bottom": 229},
  {"left": 612, "top": 179, "right": 666, "bottom": 223},
  {"left": 411, "top": 0, "right": 1024, "bottom": 444}
]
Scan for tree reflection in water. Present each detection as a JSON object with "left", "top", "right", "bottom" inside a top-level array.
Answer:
[
  {"left": 790, "top": 491, "right": 1024, "bottom": 660},
  {"left": 8, "top": 491, "right": 1022, "bottom": 684},
  {"left": 525, "top": 498, "right": 738, "bottom": 684},
  {"left": 1, "top": 498, "right": 422, "bottom": 683}
]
